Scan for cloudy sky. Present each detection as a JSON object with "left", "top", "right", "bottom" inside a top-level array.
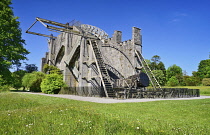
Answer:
[{"left": 12, "top": 0, "right": 210, "bottom": 75}]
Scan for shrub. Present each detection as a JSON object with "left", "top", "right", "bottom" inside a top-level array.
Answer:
[
  {"left": 22, "top": 72, "right": 45, "bottom": 92},
  {"left": 167, "top": 76, "right": 179, "bottom": 87},
  {"left": 183, "top": 76, "right": 200, "bottom": 86},
  {"left": 202, "top": 78, "right": 210, "bottom": 86},
  {"left": 43, "top": 64, "right": 62, "bottom": 74},
  {"left": 12, "top": 70, "right": 27, "bottom": 90},
  {"left": 22, "top": 73, "right": 33, "bottom": 89},
  {"left": 41, "top": 74, "right": 66, "bottom": 94},
  {"left": 0, "top": 75, "right": 10, "bottom": 92},
  {"left": 0, "top": 85, "right": 10, "bottom": 92},
  {"left": 152, "top": 70, "right": 166, "bottom": 86}
]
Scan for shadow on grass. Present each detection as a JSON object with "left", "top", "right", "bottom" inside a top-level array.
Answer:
[{"left": 10, "top": 89, "right": 41, "bottom": 93}]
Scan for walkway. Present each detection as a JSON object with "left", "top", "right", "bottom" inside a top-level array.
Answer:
[{"left": 21, "top": 92, "right": 210, "bottom": 104}]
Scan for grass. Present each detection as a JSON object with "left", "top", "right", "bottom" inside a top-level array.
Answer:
[{"left": 0, "top": 92, "right": 210, "bottom": 135}]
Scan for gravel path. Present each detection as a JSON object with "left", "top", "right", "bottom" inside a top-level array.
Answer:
[{"left": 20, "top": 92, "right": 210, "bottom": 104}]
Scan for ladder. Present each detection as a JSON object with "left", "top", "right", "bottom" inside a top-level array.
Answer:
[
  {"left": 135, "top": 50, "right": 162, "bottom": 91},
  {"left": 89, "top": 40, "right": 115, "bottom": 97}
]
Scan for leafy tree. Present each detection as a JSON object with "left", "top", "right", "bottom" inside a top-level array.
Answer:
[
  {"left": 197, "top": 59, "right": 210, "bottom": 79},
  {"left": 22, "top": 72, "right": 45, "bottom": 92},
  {"left": 167, "top": 76, "right": 179, "bottom": 87},
  {"left": 43, "top": 64, "right": 62, "bottom": 74},
  {"left": 0, "top": 0, "right": 29, "bottom": 83},
  {"left": 192, "top": 71, "right": 202, "bottom": 84},
  {"left": 145, "top": 56, "right": 166, "bottom": 86},
  {"left": 157, "top": 62, "right": 166, "bottom": 71},
  {"left": 149, "top": 55, "right": 166, "bottom": 75},
  {"left": 166, "top": 64, "right": 183, "bottom": 86},
  {"left": 41, "top": 64, "right": 65, "bottom": 94},
  {"left": 22, "top": 73, "right": 33, "bottom": 89},
  {"left": 151, "top": 55, "right": 161, "bottom": 65},
  {"left": 166, "top": 64, "right": 182, "bottom": 80},
  {"left": 12, "top": 70, "right": 26, "bottom": 90},
  {"left": 41, "top": 74, "right": 65, "bottom": 94},
  {"left": 183, "top": 76, "right": 200, "bottom": 86},
  {"left": 145, "top": 59, "right": 151, "bottom": 65},
  {"left": 150, "top": 55, "right": 161, "bottom": 70},
  {"left": 175, "top": 73, "right": 184, "bottom": 86},
  {"left": 202, "top": 78, "right": 210, "bottom": 86},
  {"left": 0, "top": 75, "right": 10, "bottom": 92},
  {"left": 13, "top": 61, "right": 22, "bottom": 71},
  {"left": 152, "top": 70, "right": 166, "bottom": 86},
  {"left": 157, "top": 62, "right": 166, "bottom": 77},
  {"left": 25, "top": 64, "right": 38, "bottom": 73}
]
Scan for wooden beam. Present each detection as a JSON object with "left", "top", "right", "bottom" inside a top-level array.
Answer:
[
  {"left": 47, "top": 25, "right": 79, "bottom": 34},
  {"left": 26, "top": 31, "right": 56, "bottom": 39},
  {"left": 36, "top": 17, "right": 73, "bottom": 29}
]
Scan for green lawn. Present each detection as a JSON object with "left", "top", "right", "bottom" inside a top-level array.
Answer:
[{"left": 0, "top": 92, "right": 210, "bottom": 135}]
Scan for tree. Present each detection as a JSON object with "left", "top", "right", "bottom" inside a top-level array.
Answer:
[
  {"left": 167, "top": 76, "right": 179, "bottom": 87},
  {"left": 13, "top": 61, "right": 22, "bottom": 71},
  {"left": 41, "top": 74, "right": 65, "bottom": 94},
  {"left": 150, "top": 55, "right": 161, "bottom": 70},
  {"left": 0, "top": 0, "right": 29, "bottom": 83},
  {"left": 0, "top": 75, "right": 10, "bottom": 92},
  {"left": 157, "top": 62, "right": 166, "bottom": 71},
  {"left": 22, "top": 72, "right": 45, "bottom": 92},
  {"left": 12, "top": 70, "right": 26, "bottom": 90},
  {"left": 192, "top": 71, "right": 202, "bottom": 84},
  {"left": 145, "top": 59, "right": 151, "bottom": 65},
  {"left": 25, "top": 64, "right": 38, "bottom": 73},
  {"left": 202, "top": 78, "right": 210, "bottom": 86},
  {"left": 41, "top": 64, "right": 64, "bottom": 94},
  {"left": 166, "top": 64, "right": 182, "bottom": 81},
  {"left": 152, "top": 70, "right": 166, "bottom": 86},
  {"left": 166, "top": 64, "right": 183, "bottom": 86},
  {"left": 197, "top": 59, "right": 210, "bottom": 79},
  {"left": 22, "top": 73, "right": 33, "bottom": 89},
  {"left": 157, "top": 62, "right": 166, "bottom": 76},
  {"left": 151, "top": 55, "right": 161, "bottom": 65},
  {"left": 150, "top": 55, "right": 166, "bottom": 73},
  {"left": 146, "top": 55, "right": 166, "bottom": 85},
  {"left": 43, "top": 64, "right": 62, "bottom": 74},
  {"left": 183, "top": 76, "right": 200, "bottom": 86}
]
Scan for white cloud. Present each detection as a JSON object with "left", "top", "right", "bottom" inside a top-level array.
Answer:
[{"left": 169, "top": 12, "right": 188, "bottom": 23}]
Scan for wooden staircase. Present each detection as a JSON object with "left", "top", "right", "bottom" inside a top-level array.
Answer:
[
  {"left": 89, "top": 40, "right": 115, "bottom": 97},
  {"left": 135, "top": 50, "right": 162, "bottom": 91}
]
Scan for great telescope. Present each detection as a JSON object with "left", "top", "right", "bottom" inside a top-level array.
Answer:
[{"left": 26, "top": 17, "right": 199, "bottom": 99}]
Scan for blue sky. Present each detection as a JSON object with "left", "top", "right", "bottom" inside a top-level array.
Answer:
[{"left": 12, "top": 0, "right": 210, "bottom": 75}]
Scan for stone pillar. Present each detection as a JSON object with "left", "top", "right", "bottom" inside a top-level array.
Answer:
[
  {"left": 40, "top": 58, "right": 46, "bottom": 72},
  {"left": 132, "top": 27, "right": 142, "bottom": 53},
  {"left": 48, "top": 36, "right": 55, "bottom": 66},
  {"left": 63, "top": 33, "right": 70, "bottom": 86},
  {"left": 78, "top": 37, "right": 86, "bottom": 95},
  {"left": 132, "top": 27, "right": 142, "bottom": 73},
  {"left": 112, "top": 31, "right": 122, "bottom": 43}
]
